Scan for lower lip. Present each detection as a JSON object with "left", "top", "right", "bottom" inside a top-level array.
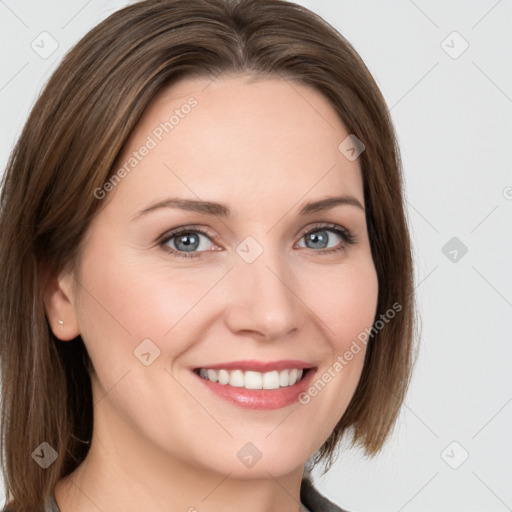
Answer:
[{"left": 193, "top": 369, "right": 316, "bottom": 410}]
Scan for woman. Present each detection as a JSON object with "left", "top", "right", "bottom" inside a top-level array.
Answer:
[{"left": 0, "top": 1, "right": 416, "bottom": 511}]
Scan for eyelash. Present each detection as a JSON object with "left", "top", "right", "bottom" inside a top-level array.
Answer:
[{"left": 158, "top": 222, "right": 356, "bottom": 259}]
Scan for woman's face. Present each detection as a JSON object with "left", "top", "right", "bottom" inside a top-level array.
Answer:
[{"left": 61, "top": 74, "right": 378, "bottom": 478}]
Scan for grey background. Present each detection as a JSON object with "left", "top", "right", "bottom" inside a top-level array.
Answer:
[{"left": 1, "top": 1, "right": 511, "bottom": 511}]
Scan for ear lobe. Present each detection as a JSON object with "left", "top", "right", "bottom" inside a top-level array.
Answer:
[{"left": 42, "top": 266, "right": 80, "bottom": 341}]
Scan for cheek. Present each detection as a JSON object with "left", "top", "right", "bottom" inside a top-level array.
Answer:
[
  {"left": 309, "top": 258, "right": 379, "bottom": 351},
  {"left": 297, "top": 259, "right": 378, "bottom": 430},
  {"left": 73, "top": 243, "right": 227, "bottom": 380}
]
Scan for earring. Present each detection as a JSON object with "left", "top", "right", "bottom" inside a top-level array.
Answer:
[{"left": 58, "top": 319, "right": 64, "bottom": 331}]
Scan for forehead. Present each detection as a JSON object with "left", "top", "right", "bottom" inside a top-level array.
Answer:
[{"left": 110, "top": 74, "right": 364, "bottom": 214}]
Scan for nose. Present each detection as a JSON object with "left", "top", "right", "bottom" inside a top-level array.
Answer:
[{"left": 224, "top": 248, "right": 301, "bottom": 341}]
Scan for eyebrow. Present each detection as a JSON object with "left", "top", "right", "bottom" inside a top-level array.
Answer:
[{"left": 131, "top": 194, "right": 364, "bottom": 221}]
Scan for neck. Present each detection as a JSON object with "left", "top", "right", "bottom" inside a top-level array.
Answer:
[{"left": 55, "top": 396, "right": 307, "bottom": 512}]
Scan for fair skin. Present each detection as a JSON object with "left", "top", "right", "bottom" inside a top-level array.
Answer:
[{"left": 44, "top": 73, "right": 378, "bottom": 512}]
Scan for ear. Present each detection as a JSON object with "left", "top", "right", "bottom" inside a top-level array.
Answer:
[{"left": 42, "top": 264, "right": 81, "bottom": 341}]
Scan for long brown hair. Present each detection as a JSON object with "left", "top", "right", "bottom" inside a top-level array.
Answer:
[{"left": 0, "top": 0, "right": 417, "bottom": 509}]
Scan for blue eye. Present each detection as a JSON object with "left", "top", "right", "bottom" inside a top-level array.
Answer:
[
  {"left": 161, "top": 228, "right": 215, "bottom": 258},
  {"left": 296, "top": 225, "right": 354, "bottom": 253},
  {"left": 159, "top": 223, "right": 355, "bottom": 259}
]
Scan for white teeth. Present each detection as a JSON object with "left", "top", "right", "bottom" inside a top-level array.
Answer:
[
  {"left": 244, "top": 371, "right": 263, "bottom": 389},
  {"left": 262, "top": 370, "right": 280, "bottom": 389},
  {"left": 218, "top": 369, "right": 230, "bottom": 385},
  {"left": 229, "top": 369, "right": 245, "bottom": 387},
  {"left": 207, "top": 369, "right": 218, "bottom": 382},
  {"left": 197, "top": 368, "right": 306, "bottom": 389}
]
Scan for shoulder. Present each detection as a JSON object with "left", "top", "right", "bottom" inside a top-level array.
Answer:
[{"left": 300, "top": 475, "right": 350, "bottom": 512}]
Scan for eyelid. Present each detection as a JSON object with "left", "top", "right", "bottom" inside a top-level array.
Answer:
[
  {"left": 157, "top": 224, "right": 215, "bottom": 245},
  {"left": 296, "top": 222, "right": 356, "bottom": 244}
]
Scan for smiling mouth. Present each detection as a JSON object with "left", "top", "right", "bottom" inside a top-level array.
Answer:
[{"left": 193, "top": 367, "right": 312, "bottom": 390}]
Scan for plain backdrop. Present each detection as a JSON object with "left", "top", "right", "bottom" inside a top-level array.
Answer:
[{"left": 1, "top": 1, "right": 511, "bottom": 511}]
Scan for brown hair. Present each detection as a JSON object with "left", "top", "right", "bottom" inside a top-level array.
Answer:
[{"left": 0, "top": 0, "right": 417, "bottom": 509}]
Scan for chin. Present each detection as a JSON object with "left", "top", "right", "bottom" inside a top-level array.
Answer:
[{"left": 193, "top": 439, "right": 313, "bottom": 479}]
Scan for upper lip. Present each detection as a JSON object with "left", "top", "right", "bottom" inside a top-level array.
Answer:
[{"left": 193, "top": 360, "right": 314, "bottom": 372}]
